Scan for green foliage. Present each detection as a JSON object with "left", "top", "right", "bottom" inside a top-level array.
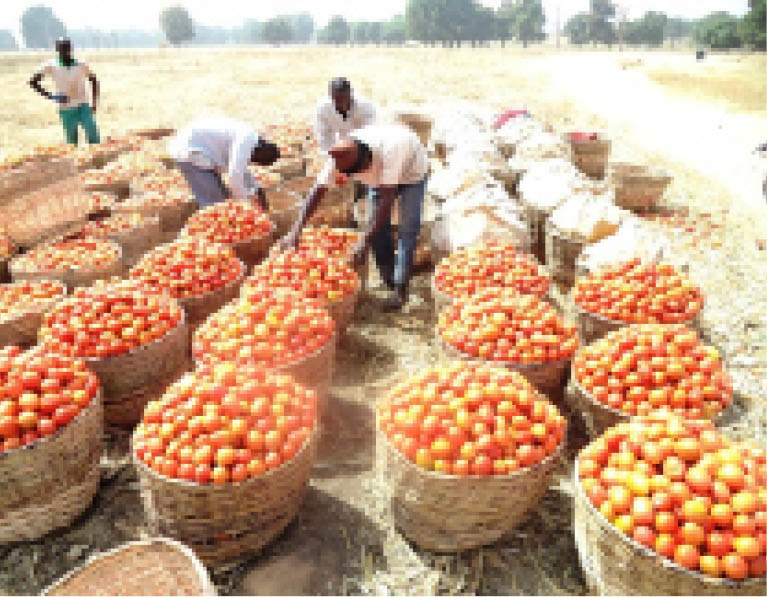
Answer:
[
  {"left": 241, "top": 20, "right": 261, "bottom": 44},
  {"left": 696, "top": 11, "right": 742, "bottom": 49},
  {"left": 0, "top": 29, "right": 19, "bottom": 50},
  {"left": 159, "top": 5, "right": 194, "bottom": 46},
  {"left": 286, "top": 14, "right": 315, "bottom": 44},
  {"left": 564, "top": 13, "right": 590, "bottom": 45},
  {"left": 623, "top": 11, "right": 667, "bottom": 46},
  {"left": 261, "top": 16, "right": 293, "bottom": 45},
  {"left": 382, "top": 15, "right": 407, "bottom": 44},
  {"left": 20, "top": 5, "right": 66, "bottom": 50},
  {"left": 319, "top": 16, "right": 350, "bottom": 45},
  {"left": 589, "top": 0, "right": 616, "bottom": 45},
  {"left": 511, "top": 0, "right": 545, "bottom": 47},
  {"left": 740, "top": 0, "right": 766, "bottom": 50}
]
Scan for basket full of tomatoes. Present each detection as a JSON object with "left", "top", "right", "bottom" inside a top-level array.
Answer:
[
  {"left": 131, "top": 364, "right": 319, "bottom": 564},
  {"left": 117, "top": 188, "right": 198, "bottom": 238},
  {"left": 0, "top": 346, "right": 103, "bottom": 543},
  {"left": 75, "top": 212, "right": 162, "bottom": 268},
  {"left": 377, "top": 362, "right": 566, "bottom": 551},
  {"left": 570, "top": 324, "right": 733, "bottom": 437},
  {"left": 573, "top": 414, "right": 766, "bottom": 595},
  {"left": 298, "top": 227, "right": 368, "bottom": 292},
  {"left": 432, "top": 242, "right": 550, "bottom": 312},
  {"left": 38, "top": 285, "right": 188, "bottom": 425},
  {"left": 130, "top": 239, "right": 246, "bottom": 327},
  {"left": 574, "top": 259, "right": 703, "bottom": 344},
  {"left": 0, "top": 280, "right": 67, "bottom": 348},
  {"left": 10, "top": 239, "right": 123, "bottom": 289},
  {"left": 181, "top": 200, "right": 275, "bottom": 268},
  {"left": 243, "top": 248, "right": 359, "bottom": 334},
  {"left": 438, "top": 289, "right": 578, "bottom": 399},
  {"left": 193, "top": 290, "right": 336, "bottom": 409}
]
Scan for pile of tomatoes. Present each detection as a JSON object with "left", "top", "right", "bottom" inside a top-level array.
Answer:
[
  {"left": 378, "top": 362, "right": 566, "bottom": 475},
  {"left": 574, "top": 324, "right": 732, "bottom": 420},
  {"left": 132, "top": 362, "right": 317, "bottom": 484},
  {"left": 0, "top": 280, "right": 66, "bottom": 321},
  {"left": 438, "top": 289, "right": 578, "bottom": 364},
  {"left": 243, "top": 249, "right": 358, "bottom": 304},
  {"left": 0, "top": 345, "right": 100, "bottom": 452},
  {"left": 298, "top": 227, "right": 361, "bottom": 260},
  {"left": 574, "top": 259, "right": 703, "bottom": 324},
  {"left": 193, "top": 288, "right": 335, "bottom": 369},
  {"left": 12, "top": 240, "right": 120, "bottom": 273},
  {"left": 433, "top": 242, "right": 550, "bottom": 300},
  {"left": 578, "top": 414, "right": 766, "bottom": 580},
  {"left": 38, "top": 287, "right": 183, "bottom": 359},
  {"left": 182, "top": 200, "right": 273, "bottom": 245},
  {"left": 130, "top": 239, "right": 244, "bottom": 300},
  {"left": 77, "top": 213, "right": 150, "bottom": 239},
  {"left": 133, "top": 171, "right": 188, "bottom": 193}
]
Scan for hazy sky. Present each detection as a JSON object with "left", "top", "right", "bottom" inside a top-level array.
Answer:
[{"left": 0, "top": 1, "right": 751, "bottom": 42}]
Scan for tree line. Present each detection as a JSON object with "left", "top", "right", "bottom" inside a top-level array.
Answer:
[{"left": 3, "top": 0, "right": 764, "bottom": 51}]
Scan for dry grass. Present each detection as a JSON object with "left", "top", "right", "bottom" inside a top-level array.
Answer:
[{"left": 646, "top": 54, "right": 767, "bottom": 113}]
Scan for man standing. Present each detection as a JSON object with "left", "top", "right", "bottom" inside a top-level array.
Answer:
[
  {"left": 29, "top": 37, "right": 100, "bottom": 146},
  {"left": 168, "top": 116, "right": 280, "bottom": 210},
  {"left": 281, "top": 124, "right": 427, "bottom": 311}
]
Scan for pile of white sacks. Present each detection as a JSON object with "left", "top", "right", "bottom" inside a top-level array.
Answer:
[{"left": 427, "top": 103, "right": 668, "bottom": 270}]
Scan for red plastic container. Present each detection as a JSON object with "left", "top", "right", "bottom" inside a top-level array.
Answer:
[{"left": 494, "top": 109, "right": 529, "bottom": 129}]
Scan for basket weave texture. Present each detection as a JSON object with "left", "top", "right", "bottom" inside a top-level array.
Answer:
[
  {"left": 135, "top": 427, "right": 318, "bottom": 565},
  {"left": 0, "top": 391, "right": 103, "bottom": 543},
  {"left": 104, "top": 216, "right": 162, "bottom": 267},
  {"left": 378, "top": 430, "right": 562, "bottom": 552},
  {"left": 267, "top": 189, "right": 301, "bottom": 238},
  {"left": 230, "top": 227, "right": 275, "bottom": 269},
  {"left": 43, "top": 537, "right": 216, "bottom": 596},
  {"left": 118, "top": 199, "right": 198, "bottom": 234},
  {"left": 177, "top": 260, "right": 245, "bottom": 326},
  {"left": 84, "top": 181, "right": 131, "bottom": 200},
  {"left": 572, "top": 462, "right": 765, "bottom": 595},
  {"left": 439, "top": 337, "right": 570, "bottom": 402},
  {"left": 575, "top": 304, "right": 701, "bottom": 346},
  {"left": 10, "top": 245, "right": 124, "bottom": 290},
  {"left": 611, "top": 164, "right": 672, "bottom": 212},
  {"left": 545, "top": 221, "right": 587, "bottom": 287},
  {"left": 324, "top": 283, "right": 360, "bottom": 335}
]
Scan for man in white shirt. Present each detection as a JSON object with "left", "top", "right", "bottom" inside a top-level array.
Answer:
[
  {"left": 315, "top": 78, "right": 376, "bottom": 153},
  {"left": 29, "top": 38, "right": 100, "bottom": 145},
  {"left": 281, "top": 124, "right": 428, "bottom": 310},
  {"left": 168, "top": 116, "right": 280, "bottom": 209}
]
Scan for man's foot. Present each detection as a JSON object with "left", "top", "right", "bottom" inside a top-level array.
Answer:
[{"left": 382, "top": 284, "right": 408, "bottom": 311}]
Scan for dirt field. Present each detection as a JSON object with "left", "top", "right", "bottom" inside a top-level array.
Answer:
[{"left": 0, "top": 47, "right": 765, "bottom": 595}]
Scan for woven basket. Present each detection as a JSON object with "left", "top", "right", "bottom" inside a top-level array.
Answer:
[
  {"left": 43, "top": 538, "right": 216, "bottom": 596},
  {"left": 323, "top": 283, "right": 360, "bottom": 335},
  {"left": 611, "top": 163, "right": 672, "bottom": 212},
  {"left": 230, "top": 226, "right": 275, "bottom": 269},
  {"left": 572, "top": 461, "right": 765, "bottom": 595},
  {"left": 117, "top": 200, "right": 198, "bottom": 235},
  {"left": 379, "top": 430, "right": 562, "bottom": 552},
  {"left": 575, "top": 305, "right": 701, "bottom": 346},
  {"left": 280, "top": 176, "right": 315, "bottom": 197},
  {"left": 545, "top": 221, "right": 587, "bottom": 287},
  {"left": 488, "top": 164, "right": 520, "bottom": 196},
  {"left": 273, "top": 158, "right": 306, "bottom": 180},
  {"left": 438, "top": 337, "right": 570, "bottom": 402},
  {"left": 0, "top": 391, "right": 103, "bottom": 543},
  {"left": 80, "top": 316, "right": 189, "bottom": 423},
  {"left": 0, "top": 289, "right": 66, "bottom": 348},
  {"left": 134, "top": 427, "right": 318, "bottom": 565},
  {"left": 177, "top": 260, "right": 245, "bottom": 327},
  {"left": 520, "top": 202, "right": 549, "bottom": 264},
  {"left": 104, "top": 216, "right": 162, "bottom": 268},
  {"left": 84, "top": 180, "right": 131, "bottom": 200},
  {"left": 568, "top": 137, "right": 611, "bottom": 180},
  {"left": 267, "top": 189, "right": 301, "bottom": 238},
  {"left": 10, "top": 246, "right": 124, "bottom": 290}
]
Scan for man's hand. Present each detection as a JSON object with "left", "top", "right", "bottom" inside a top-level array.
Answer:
[
  {"left": 256, "top": 187, "right": 269, "bottom": 212},
  {"left": 349, "top": 238, "right": 368, "bottom": 267},
  {"left": 51, "top": 93, "right": 68, "bottom": 104}
]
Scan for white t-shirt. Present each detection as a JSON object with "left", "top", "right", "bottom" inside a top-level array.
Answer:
[
  {"left": 318, "top": 124, "right": 428, "bottom": 189},
  {"left": 315, "top": 95, "right": 377, "bottom": 153},
  {"left": 39, "top": 59, "right": 91, "bottom": 109},
  {"left": 168, "top": 116, "right": 260, "bottom": 200}
]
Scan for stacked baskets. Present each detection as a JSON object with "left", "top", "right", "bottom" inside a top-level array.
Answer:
[
  {"left": 566, "top": 132, "right": 611, "bottom": 180},
  {"left": 0, "top": 280, "right": 67, "bottom": 347}
]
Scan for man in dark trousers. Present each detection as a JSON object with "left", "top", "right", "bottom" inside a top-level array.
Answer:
[
  {"left": 281, "top": 124, "right": 428, "bottom": 311},
  {"left": 29, "top": 37, "right": 100, "bottom": 145}
]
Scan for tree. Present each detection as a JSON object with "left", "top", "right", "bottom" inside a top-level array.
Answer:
[
  {"left": 512, "top": 0, "right": 545, "bottom": 48},
  {"left": 624, "top": 11, "right": 667, "bottom": 47},
  {"left": 740, "top": 0, "right": 766, "bottom": 50},
  {"left": 406, "top": 0, "right": 437, "bottom": 45},
  {"left": 382, "top": 15, "right": 407, "bottom": 45},
  {"left": 565, "top": 13, "right": 591, "bottom": 46},
  {"left": 261, "top": 16, "right": 293, "bottom": 45},
  {"left": 241, "top": 19, "right": 260, "bottom": 44},
  {"left": 20, "top": 5, "right": 66, "bottom": 49},
  {"left": 0, "top": 30, "right": 19, "bottom": 50},
  {"left": 323, "top": 15, "right": 350, "bottom": 45},
  {"left": 159, "top": 6, "right": 194, "bottom": 46},
  {"left": 351, "top": 22, "right": 369, "bottom": 45},
  {"left": 665, "top": 17, "right": 694, "bottom": 47},
  {"left": 495, "top": 5, "right": 514, "bottom": 47},
  {"left": 287, "top": 13, "right": 314, "bottom": 43},
  {"left": 368, "top": 22, "right": 383, "bottom": 46},
  {"left": 589, "top": 0, "right": 616, "bottom": 46},
  {"left": 696, "top": 12, "right": 742, "bottom": 49}
]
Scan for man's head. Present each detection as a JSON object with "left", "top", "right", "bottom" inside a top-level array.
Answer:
[
  {"left": 250, "top": 139, "right": 280, "bottom": 166},
  {"left": 55, "top": 37, "right": 72, "bottom": 62},
  {"left": 328, "top": 138, "right": 372, "bottom": 176},
  {"left": 329, "top": 77, "right": 352, "bottom": 116}
]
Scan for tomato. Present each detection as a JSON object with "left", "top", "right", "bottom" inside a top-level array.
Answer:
[
  {"left": 674, "top": 544, "right": 700, "bottom": 570},
  {"left": 722, "top": 553, "right": 748, "bottom": 580},
  {"left": 11, "top": 239, "right": 119, "bottom": 274},
  {"left": 182, "top": 200, "right": 272, "bottom": 245}
]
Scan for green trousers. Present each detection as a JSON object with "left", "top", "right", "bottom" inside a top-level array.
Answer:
[{"left": 59, "top": 103, "right": 100, "bottom": 145}]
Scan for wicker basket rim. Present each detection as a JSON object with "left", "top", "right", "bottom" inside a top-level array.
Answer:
[
  {"left": 10, "top": 241, "right": 123, "bottom": 275},
  {"left": 131, "top": 425, "right": 318, "bottom": 491},
  {"left": 430, "top": 272, "right": 551, "bottom": 303},
  {"left": 118, "top": 194, "right": 196, "bottom": 209},
  {"left": 572, "top": 460, "right": 766, "bottom": 589},
  {"left": 379, "top": 426, "right": 564, "bottom": 482},
  {"left": 140, "top": 254, "right": 247, "bottom": 304},
  {"left": 194, "top": 329, "right": 338, "bottom": 376},
  {"left": 0, "top": 389, "right": 102, "bottom": 464},
  {"left": 180, "top": 219, "right": 276, "bottom": 248},
  {"left": 40, "top": 537, "right": 214, "bottom": 597},
  {"left": 573, "top": 302, "right": 701, "bottom": 328},
  {"left": 437, "top": 326, "right": 576, "bottom": 368},
  {"left": 570, "top": 373, "right": 729, "bottom": 425},
  {"left": 245, "top": 262, "right": 361, "bottom": 304},
  {"left": 0, "top": 280, "right": 68, "bottom": 322}
]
